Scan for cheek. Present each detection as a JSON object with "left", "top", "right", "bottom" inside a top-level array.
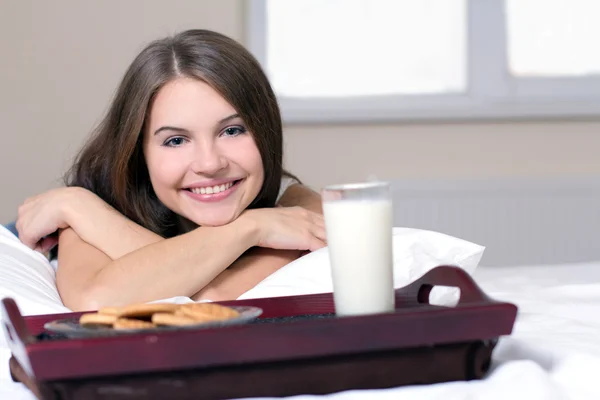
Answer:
[
  {"left": 145, "top": 150, "right": 184, "bottom": 192},
  {"left": 239, "top": 138, "right": 264, "bottom": 177},
  {"left": 243, "top": 146, "right": 265, "bottom": 190},
  {"left": 250, "top": 147, "right": 264, "bottom": 179}
]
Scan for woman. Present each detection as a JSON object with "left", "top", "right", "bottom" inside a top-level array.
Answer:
[{"left": 16, "top": 29, "right": 326, "bottom": 311}]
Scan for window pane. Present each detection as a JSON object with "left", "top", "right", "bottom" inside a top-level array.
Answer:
[
  {"left": 506, "top": 0, "right": 600, "bottom": 77},
  {"left": 266, "top": 0, "right": 466, "bottom": 98}
]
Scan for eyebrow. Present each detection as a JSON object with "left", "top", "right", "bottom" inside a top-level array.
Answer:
[
  {"left": 219, "top": 113, "right": 240, "bottom": 124},
  {"left": 153, "top": 126, "right": 190, "bottom": 136},
  {"left": 153, "top": 113, "right": 241, "bottom": 136}
]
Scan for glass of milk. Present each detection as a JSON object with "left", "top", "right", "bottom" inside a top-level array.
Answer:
[{"left": 322, "top": 181, "right": 395, "bottom": 317}]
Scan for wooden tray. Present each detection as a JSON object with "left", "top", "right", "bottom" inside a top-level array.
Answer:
[{"left": 2, "top": 266, "right": 518, "bottom": 400}]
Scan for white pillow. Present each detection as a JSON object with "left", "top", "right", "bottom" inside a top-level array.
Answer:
[
  {"left": 238, "top": 227, "right": 485, "bottom": 302},
  {"left": 0, "top": 226, "right": 70, "bottom": 387},
  {"left": 0, "top": 225, "right": 484, "bottom": 313},
  {"left": 0, "top": 226, "right": 69, "bottom": 316}
]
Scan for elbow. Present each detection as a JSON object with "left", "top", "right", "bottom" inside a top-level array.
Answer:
[{"left": 60, "top": 284, "right": 111, "bottom": 312}]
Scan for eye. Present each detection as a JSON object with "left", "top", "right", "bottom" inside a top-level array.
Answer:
[
  {"left": 221, "top": 126, "right": 247, "bottom": 137},
  {"left": 163, "top": 137, "right": 186, "bottom": 147}
]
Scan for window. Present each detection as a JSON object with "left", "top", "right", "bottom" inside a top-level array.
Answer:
[
  {"left": 507, "top": 0, "right": 600, "bottom": 77},
  {"left": 247, "top": 0, "right": 600, "bottom": 123}
]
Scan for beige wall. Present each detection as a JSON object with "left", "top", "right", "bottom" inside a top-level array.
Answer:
[
  {"left": 2, "top": 0, "right": 600, "bottom": 224},
  {"left": 284, "top": 119, "right": 600, "bottom": 189}
]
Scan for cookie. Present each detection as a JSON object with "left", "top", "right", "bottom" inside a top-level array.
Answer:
[
  {"left": 152, "top": 312, "right": 200, "bottom": 326},
  {"left": 79, "top": 312, "right": 118, "bottom": 326},
  {"left": 178, "top": 303, "right": 240, "bottom": 322},
  {"left": 98, "top": 307, "right": 122, "bottom": 316},
  {"left": 113, "top": 318, "right": 156, "bottom": 330},
  {"left": 102, "top": 303, "right": 180, "bottom": 318}
]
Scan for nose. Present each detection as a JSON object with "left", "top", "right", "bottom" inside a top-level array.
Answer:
[{"left": 190, "top": 141, "right": 228, "bottom": 175}]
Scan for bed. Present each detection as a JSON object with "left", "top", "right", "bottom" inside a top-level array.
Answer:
[
  {"left": 1, "top": 177, "right": 600, "bottom": 399},
  {"left": 2, "top": 259, "right": 599, "bottom": 399}
]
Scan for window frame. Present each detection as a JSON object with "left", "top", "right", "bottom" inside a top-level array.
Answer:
[{"left": 246, "top": 0, "right": 600, "bottom": 124}]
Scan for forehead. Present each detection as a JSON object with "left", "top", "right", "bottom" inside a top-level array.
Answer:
[{"left": 147, "top": 77, "right": 236, "bottom": 128}]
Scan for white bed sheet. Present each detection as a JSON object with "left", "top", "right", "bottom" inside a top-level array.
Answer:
[{"left": 2, "top": 261, "right": 600, "bottom": 400}]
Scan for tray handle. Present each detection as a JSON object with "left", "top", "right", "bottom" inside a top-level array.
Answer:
[
  {"left": 396, "top": 265, "right": 491, "bottom": 306},
  {"left": 1, "top": 298, "right": 36, "bottom": 379}
]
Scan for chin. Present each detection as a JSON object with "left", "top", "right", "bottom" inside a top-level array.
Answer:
[{"left": 188, "top": 211, "right": 240, "bottom": 228}]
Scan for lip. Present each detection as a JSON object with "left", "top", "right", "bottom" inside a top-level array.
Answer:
[{"left": 182, "top": 179, "right": 242, "bottom": 203}]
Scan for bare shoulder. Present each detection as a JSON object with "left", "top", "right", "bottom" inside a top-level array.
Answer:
[
  {"left": 278, "top": 183, "right": 321, "bottom": 202},
  {"left": 278, "top": 183, "right": 323, "bottom": 214}
]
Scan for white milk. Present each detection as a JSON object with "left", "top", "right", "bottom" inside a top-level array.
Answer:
[{"left": 323, "top": 199, "right": 394, "bottom": 316}]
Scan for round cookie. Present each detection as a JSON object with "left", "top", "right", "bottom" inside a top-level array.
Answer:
[
  {"left": 178, "top": 303, "right": 240, "bottom": 322},
  {"left": 152, "top": 312, "right": 200, "bottom": 326},
  {"left": 79, "top": 313, "right": 118, "bottom": 326},
  {"left": 113, "top": 318, "right": 156, "bottom": 330},
  {"left": 103, "top": 303, "right": 180, "bottom": 318},
  {"left": 98, "top": 307, "right": 122, "bottom": 316}
]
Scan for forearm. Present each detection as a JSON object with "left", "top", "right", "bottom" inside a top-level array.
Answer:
[
  {"left": 62, "top": 220, "right": 258, "bottom": 310},
  {"left": 65, "top": 183, "right": 322, "bottom": 261},
  {"left": 190, "top": 184, "right": 323, "bottom": 301},
  {"left": 66, "top": 194, "right": 163, "bottom": 259},
  {"left": 192, "top": 248, "right": 303, "bottom": 301}
]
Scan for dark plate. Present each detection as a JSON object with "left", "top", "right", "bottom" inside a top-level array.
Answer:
[{"left": 43, "top": 305, "right": 263, "bottom": 338}]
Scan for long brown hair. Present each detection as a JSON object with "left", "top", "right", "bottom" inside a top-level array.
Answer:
[{"left": 65, "top": 29, "right": 293, "bottom": 237}]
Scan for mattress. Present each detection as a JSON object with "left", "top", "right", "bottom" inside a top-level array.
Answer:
[{"left": 2, "top": 259, "right": 600, "bottom": 399}]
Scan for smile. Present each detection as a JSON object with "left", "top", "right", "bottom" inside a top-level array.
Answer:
[
  {"left": 183, "top": 179, "right": 242, "bottom": 202},
  {"left": 189, "top": 181, "right": 235, "bottom": 195}
]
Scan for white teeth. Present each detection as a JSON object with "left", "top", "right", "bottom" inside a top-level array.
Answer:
[{"left": 190, "top": 181, "right": 234, "bottom": 195}]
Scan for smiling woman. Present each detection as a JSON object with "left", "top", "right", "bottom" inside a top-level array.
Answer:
[{"left": 14, "top": 29, "right": 326, "bottom": 311}]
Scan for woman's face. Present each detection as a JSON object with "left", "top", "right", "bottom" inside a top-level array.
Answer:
[{"left": 143, "top": 77, "right": 264, "bottom": 227}]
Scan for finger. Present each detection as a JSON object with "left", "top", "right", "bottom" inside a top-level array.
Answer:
[
  {"left": 21, "top": 235, "right": 38, "bottom": 249},
  {"left": 14, "top": 219, "right": 30, "bottom": 245},
  {"left": 14, "top": 219, "right": 23, "bottom": 235},
  {"left": 298, "top": 250, "right": 311, "bottom": 257},
  {"left": 40, "top": 236, "right": 59, "bottom": 253},
  {"left": 17, "top": 202, "right": 38, "bottom": 225},
  {"left": 302, "top": 208, "right": 323, "bottom": 222},
  {"left": 313, "top": 214, "right": 325, "bottom": 229},
  {"left": 17, "top": 203, "right": 31, "bottom": 219},
  {"left": 308, "top": 237, "right": 327, "bottom": 252},
  {"left": 17, "top": 222, "right": 44, "bottom": 249},
  {"left": 311, "top": 225, "right": 327, "bottom": 243}
]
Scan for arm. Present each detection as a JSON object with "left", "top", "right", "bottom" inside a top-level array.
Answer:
[
  {"left": 56, "top": 202, "right": 323, "bottom": 310},
  {"left": 192, "top": 247, "right": 300, "bottom": 301},
  {"left": 57, "top": 219, "right": 257, "bottom": 311},
  {"left": 19, "top": 185, "right": 322, "bottom": 261},
  {"left": 89, "top": 182, "right": 323, "bottom": 258},
  {"left": 17, "top": 187, "right": 163, "bottom": 260},
  {"left": 68, "top": 197, "right": 163, "bottom": 260},
  {"left": 20, "top": 185, "right": 324, "bottom": 306},
  {"left": 193, "top": 184, "right": 324, "bottom": 301}
]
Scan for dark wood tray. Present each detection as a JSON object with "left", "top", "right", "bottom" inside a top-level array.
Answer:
[{"left": 2, "top": 266, "right": 518, "bottom": 400}]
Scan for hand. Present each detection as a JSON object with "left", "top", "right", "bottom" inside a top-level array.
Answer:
[
  {"left": 240, "top": 206, "right": 327, "bottom": 252},
  {"left": 16, "top": 187, "right": 96, "bottom": 252}
]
